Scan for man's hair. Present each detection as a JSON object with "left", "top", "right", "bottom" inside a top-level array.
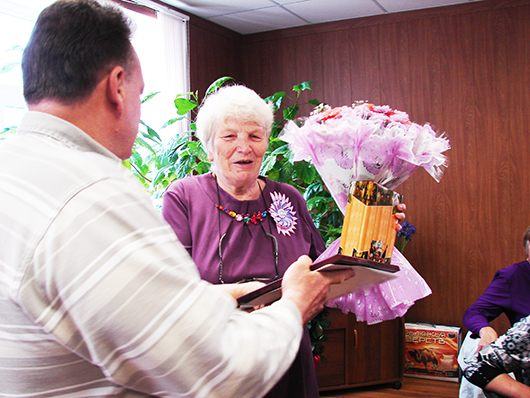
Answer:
[{"left": 22, "top": 0, "right": 133, "bottom": 105}]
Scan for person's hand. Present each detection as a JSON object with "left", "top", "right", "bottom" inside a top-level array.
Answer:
[
  {"left": 280, "top": 255, "right": 355, "bottom": 325},
  {"left": 394, "top": 203, "right": 406, "bottom": 232},
  {"left": 214, "top": 281, "right": 266, "bottom": 300},
  {"left": 477, "top": 326, "right": 498, "bottom": 352}
]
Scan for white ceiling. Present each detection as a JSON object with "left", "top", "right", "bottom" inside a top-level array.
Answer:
[{"left": 159, "top": 0, "right": 482, "bottom": 35}]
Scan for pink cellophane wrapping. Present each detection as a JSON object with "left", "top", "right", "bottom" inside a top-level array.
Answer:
[
  {"left": 281, "top": 103, "right": 447, "bottom": 323},
  {"left": 315, "top": 238, "right": 432, "bottom": 325},
  {"left": 281, "top": 104, "right": 450, "bottom": 213}
]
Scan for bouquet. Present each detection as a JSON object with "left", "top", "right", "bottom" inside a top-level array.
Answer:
[
  {"left": 281, "top": 102, "right": 448, "bottom": 323},
  {"left": 282, "top": 102, "right": 450, "bottom": 213}
]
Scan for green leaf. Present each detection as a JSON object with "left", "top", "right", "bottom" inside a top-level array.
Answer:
[
  {"left": 308, "top": 99, "right": 321, "bottom": 106},
  {"left": 264, "top": 91, "right": 286, "bottom": 113},
  {"left": 195, "top": 161, "right": 211, "bottom": 175},
  {"left": 295, "top": 161, "right": 316, "bottom": 185},
  {"left": 283, "top": 105, "right": 299, "bottom": 120},
  {"left": 138, "top": 163, "right": 150, "bottom": 176},
  {"left": 278, "top": 160, "right": 295, "bottom": 182},
  {"left": 0, "top": 126, "right": 16, "bottom": 141},
  {"left": 303, "top": 180, "right": 325, "bottom": 199},
  {"left": 140, "top": 121, "right": 162, "bottom": 142},
  {"left": 270, "top": 120, "right": 284, "bottom": 139},
  {"left": 268, "top": 141, "right": 291, "bottom": 157},
  {"left": 152, "top": 168, "right": 169, "bottom": 186},
  {"left": 293, "top": 81, "right": 312, "bottom": 93},
  {"left": 266, "top": 169, "right": 280, "bottom": 181},
  {"left": 135, "top": 136, "right": 157, "bottom": 153},
  {"left": 205, "top": 76, "right": 234, "bottom": 95},
  {"left": 260, "top": 154, "right": 278, "bottom": 175},
  {"left": 174, "top": 98, "right": 198, "bottom": 115},
  {"left": 129, "top": 151, "right": 144, "bottom": 165},
  {"left": 161, "top": 117, "right": 186, "bottom": 129},
  {"left": 0, "top": 62, "right": 19, "bottom": 74},
  {"left": 320, "top": 319, "right": 331, "bottom": 328},
  {"left": 141, "top": 91, "right": 160, "bottom": 103}
]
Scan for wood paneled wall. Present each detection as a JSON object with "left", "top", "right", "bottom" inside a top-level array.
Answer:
[
  {"left": 186, "top": 0, "right": 530, "bottom": 332},
  {"left": 187, "top": 15, "right": 243, "bottom": 100}
]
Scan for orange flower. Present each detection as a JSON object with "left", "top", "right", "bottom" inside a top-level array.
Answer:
[{"left": 320, "top": 107, "right": 342, "bottom": 121}]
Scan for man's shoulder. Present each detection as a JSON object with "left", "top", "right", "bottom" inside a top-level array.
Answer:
[
  {"left": 165, "top": 173, "right": 212, "bottom": 196},
  {"left": 2, "top": 131, "right": 124, "bottom": 187}
]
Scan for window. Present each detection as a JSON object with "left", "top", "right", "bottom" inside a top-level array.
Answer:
[
  {"left": 0, "top": 0, "right": 189, "bottom": 138},
  {"left": 0, "top": 0, "right": 51, "bottom": 130},
  {"left": 122, "top": 1, "right": 189, "bottom": 138}
]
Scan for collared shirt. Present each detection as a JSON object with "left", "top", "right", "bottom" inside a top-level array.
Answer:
[{"left": 0, "top": 111, "right": 302, "bottom": 398}]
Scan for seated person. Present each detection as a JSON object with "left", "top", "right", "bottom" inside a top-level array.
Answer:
[
  {"left": 463, "top": 225, "right": 530, "bottom": 350},
  {"left": 463, "top": 314, "right": 530, "bottom": 398},
  {"left": 460, "top": 226, "right": 530, "bottom": 398}
]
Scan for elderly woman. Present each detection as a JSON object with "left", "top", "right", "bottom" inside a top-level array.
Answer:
[{"left": 162, "top": 85, "right": 403, "bottom": 397}]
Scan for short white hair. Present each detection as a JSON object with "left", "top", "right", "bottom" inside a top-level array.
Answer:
[{"left": 195, "top": 85, "right": 274, "bottom": 152}]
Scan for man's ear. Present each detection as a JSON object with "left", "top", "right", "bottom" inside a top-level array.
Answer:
[{"left": 106, "top": 65, "right": 126, "bottom": 113}]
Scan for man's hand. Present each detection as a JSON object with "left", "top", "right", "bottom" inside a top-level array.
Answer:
[{"left": 280, "top": 255, "right": 355, "bottom": 325}]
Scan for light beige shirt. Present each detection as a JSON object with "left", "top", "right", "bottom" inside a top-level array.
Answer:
[{"left": 0, "top": 111, "right": 302, "bottom": 398}]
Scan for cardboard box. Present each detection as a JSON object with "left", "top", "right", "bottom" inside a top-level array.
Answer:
[
  {"left": 339, "top": 180, "right": 403, "bottom": 263},
  {"left": 404, "top": 323, "right": 462, "bottom": 382}
]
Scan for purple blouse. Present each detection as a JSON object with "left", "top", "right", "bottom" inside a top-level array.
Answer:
[
  {"left": 162, "top": 172, "right": 326, "bottom": 398},
  {"left": 463, "top": 260, "right": 530, "bottom": 335},
  {"left": 162, "top": 172, "right": 325, "bottom": 284}
]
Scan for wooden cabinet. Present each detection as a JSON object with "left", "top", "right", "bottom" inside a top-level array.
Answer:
[{"left": 316, "top": 308, "right": 404, "bottom": 391}]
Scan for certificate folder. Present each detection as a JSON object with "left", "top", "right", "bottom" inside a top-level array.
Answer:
[{"left": 237, "top": 254, "right": 400, "bottom": 310}]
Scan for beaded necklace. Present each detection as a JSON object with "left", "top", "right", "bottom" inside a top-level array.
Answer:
[
  {"left": 214, "top": 174, "right": 279, "bottom": 284},
  {"left": 215, "top": 178, "right": 268, "bottom": 225}
]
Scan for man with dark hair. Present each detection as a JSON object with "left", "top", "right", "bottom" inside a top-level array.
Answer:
[
  {"left": 0, "top": 1, "right": 354, "bottom": 397},
  {"left": 22, "top": 0, "right": 134, "bottom": 105}
]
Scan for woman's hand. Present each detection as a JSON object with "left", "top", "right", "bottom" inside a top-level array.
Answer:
[
  {"left": 394, "top": 203, "right": 406, "bottom": 232},
  {"left": 477, "top": 326, "right": 498, "bottom": 352},
  {"left": 214, "top": 281, "right": 266, "bottom": 300}
]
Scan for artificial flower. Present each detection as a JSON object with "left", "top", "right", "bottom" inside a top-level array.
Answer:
[{"left": 282, "top": 102, "right": 451, "bottom": 213}]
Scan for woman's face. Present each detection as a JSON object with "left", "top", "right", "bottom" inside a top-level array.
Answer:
[{"left": 209, "top": 117, "right": 268, "bottom": 189}]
